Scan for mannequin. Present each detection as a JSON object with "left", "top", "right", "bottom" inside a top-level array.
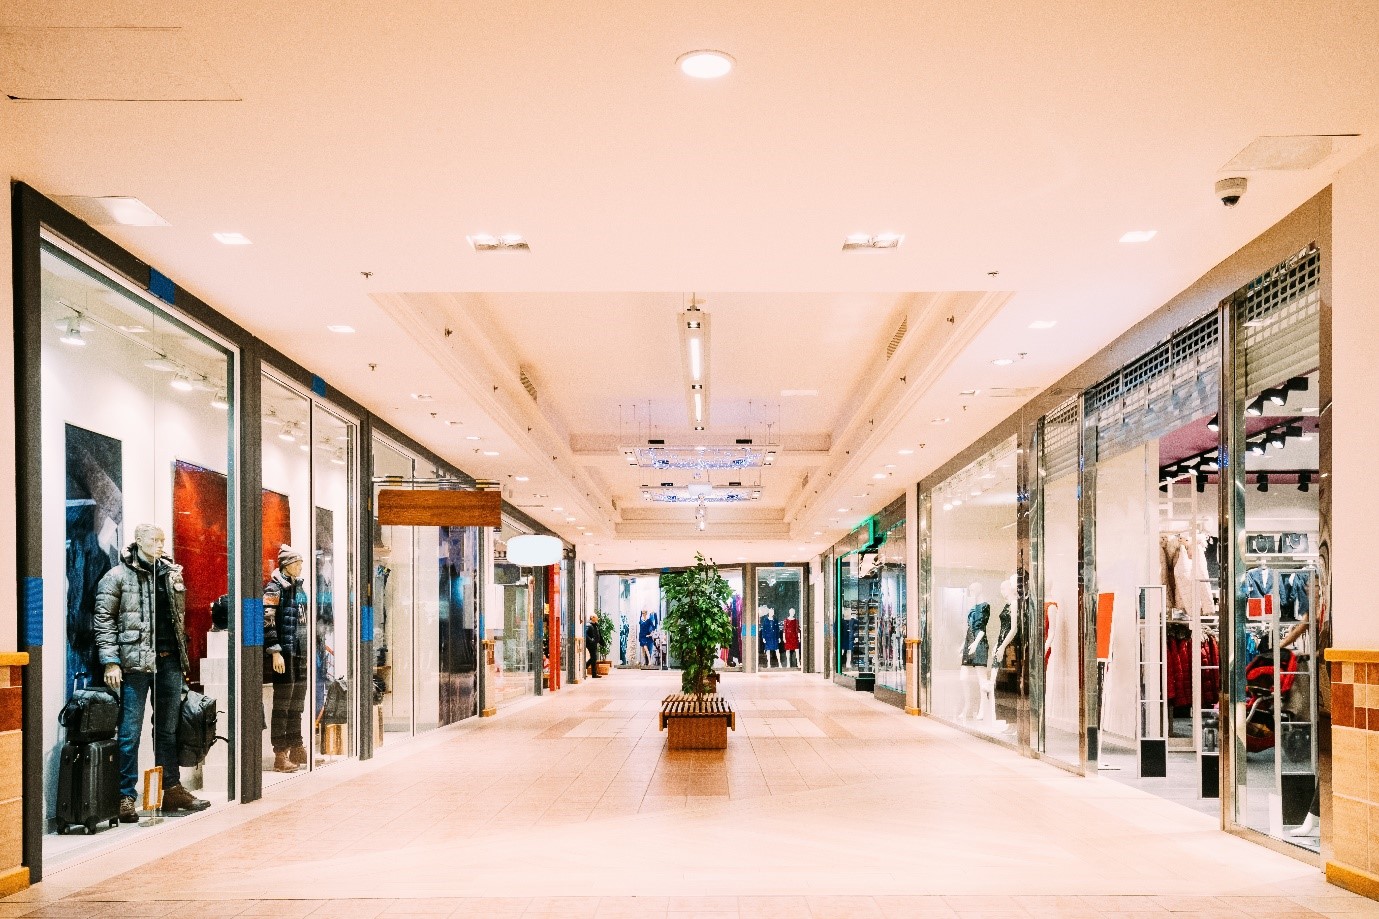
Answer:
[
  {"left": 958, "top": 583, "right": 990, "bottom": 721},
  {"left": 94, "top": 524, "right": 210, "bottom": 819},
  {"left": 760, "top": 606, "right": 781, "bottom": 668},
  {"left": 989, "top": 577, "right": 1021, "bottom": 712},
  {"left": 782, "top": 609, "right": 801, "bottom": 668},
  {"left": 618, "top": 615, "right": 630, "bottom": 666},
  {"left": 265, "top": 545, "right": 309, "bottom": 773},
  {"left": 638, "top": 610, "right": 655, "bottom": 667},
  {"left": 840, "top": 610, "right": 856, "bottom": 668}
]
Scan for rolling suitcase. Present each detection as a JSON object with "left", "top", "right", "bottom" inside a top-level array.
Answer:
[{"left": 56, "top": 739, "right": 120, "bottom": 834}]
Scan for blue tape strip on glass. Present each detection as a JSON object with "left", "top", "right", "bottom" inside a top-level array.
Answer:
[
  {"left": 23, "top": 577, "right": 42, "bottom": 647},
  {"left": 242, "top": 598, "right": 264, "bottom": 647},
  {"left": 361, "top": 605, "right": 374, "bottom": 642},
  {"left": 311, "top": 375, "right": 327, "bottom": 397},
  {"left": 149, "top": 269, "right": 175, "bottom": 304}
]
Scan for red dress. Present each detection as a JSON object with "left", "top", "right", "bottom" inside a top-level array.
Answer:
[{"left": 782, "top": 617, "right": 800, "bottom": 651}]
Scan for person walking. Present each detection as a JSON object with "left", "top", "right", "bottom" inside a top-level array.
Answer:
[{"left": 584, "top": 613, "right": 602, "bottom": 678}]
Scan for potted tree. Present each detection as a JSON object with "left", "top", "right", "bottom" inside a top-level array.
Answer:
[
  {"left": 593, "top": 610, "right": 615, "bottom": 677},
  {"left": 661, "top": 553, "right": 734, "bottom": 694}
]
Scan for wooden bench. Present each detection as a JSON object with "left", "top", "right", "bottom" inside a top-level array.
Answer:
[{"left": 659, "top": 693, "right": 735, "bottom": 749}]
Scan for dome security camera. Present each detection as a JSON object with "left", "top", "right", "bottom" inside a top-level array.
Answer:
[{"left": 1216, "top": 176, "right": 1248, "bottom": 207}]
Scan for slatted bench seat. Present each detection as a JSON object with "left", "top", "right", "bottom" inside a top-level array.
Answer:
[{"left": 659, "top": 693, "right": 735, "bottom": 749}]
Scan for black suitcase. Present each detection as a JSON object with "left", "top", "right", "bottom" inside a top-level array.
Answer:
[{"left": 56, "top": 739, "right": 120, "bottom": 834}]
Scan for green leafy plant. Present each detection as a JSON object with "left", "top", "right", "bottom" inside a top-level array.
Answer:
[
  {"left": 660, "top": 553, "right": 734, "bottom": 693},
  {"left": 593, "top": 610, "right": 615, "bottom": 660}
]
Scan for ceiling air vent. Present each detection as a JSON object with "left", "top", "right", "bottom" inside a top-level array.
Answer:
[
  {"left": 518, "top": 366, "right": 538, "bottom": 402},
  {"left": 886, "top": 316, "right": 908, "bottom": 359}
]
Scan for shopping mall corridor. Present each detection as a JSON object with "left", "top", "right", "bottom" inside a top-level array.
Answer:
[{"left": 2, "top": 672, "right": 1370, "bottom": 918}]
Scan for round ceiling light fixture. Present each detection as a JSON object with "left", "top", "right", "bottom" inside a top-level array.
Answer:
[
  {"left": 677, "top": 50, "right": 734, "bottom": 79},
  {"left": 506, "top": 534, "right": 563, "bottom": 567}
]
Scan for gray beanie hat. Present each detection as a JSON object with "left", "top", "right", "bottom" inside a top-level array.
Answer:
[{"left": 277, "top": 544, "right": 303, "bottom": 568}]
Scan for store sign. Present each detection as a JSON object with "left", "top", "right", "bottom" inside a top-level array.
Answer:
[{"left": 376, "top": 489, "right": 501, "bottom": 527}]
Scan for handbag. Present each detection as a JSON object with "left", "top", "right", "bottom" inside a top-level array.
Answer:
[
  {"left": 59, "top": 687, "right": 120, "bottom": 744},
  {"left": 320, "top": 678, "right": 350, "bottom": 725}
]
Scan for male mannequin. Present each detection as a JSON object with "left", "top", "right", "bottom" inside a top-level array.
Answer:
[
  {"left": 618, "top": 615, "right": 630, "bottom": 665},
  {"left": 265, "top": 545, "right": 309, "bottom": 773},
  {"left": 782, "top": 609, "right": 801, "bottom": 668},
  {"left": 95, "top": 524, "right": 211, "bottom": 820}
]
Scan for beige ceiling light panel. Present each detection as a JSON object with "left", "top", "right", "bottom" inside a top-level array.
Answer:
[
  {"left": 1220, "top": 135, "right": 1356, "bottom": 172},
  {"left": 0, "top": 27, "right": 239, "bottom": 101},
  {"left": 53, "top": 196, "right": 169, "bottom": 227}
]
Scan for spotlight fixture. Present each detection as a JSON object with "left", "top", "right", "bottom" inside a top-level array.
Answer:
[
  {"left": 1286, "top": 376, "right": 1310, "bottom": 394},
  {"left": 677, "top": 50, "right": 734, "bottom": 79},
  {"left": 1265, "top": 387, "right": 1288, "bottom": 406},
  {"left": 1248, "top": 440, "right": 1265, "bottom": 455},
  {"left": 1195, "top": 472, "right": 1208, "bottom": 493},
  {"left": 1257, "top": 473, "right": 1269, "bottom": 493},
  {"left": 144, "top": 356, "right": 179, "bottom": 372},
  {"left": 1268, "top": 430, "right": 1287, "bottom": 450},
  {"left": 1245, "top": 396, "right": 1265, "bottom": 417},
  {"left": 1206, "top": 414, "right": 1219, "bottom": 432},
  {"left": 170, "top": 372, "right": 195, "bottom": 392},
  {"left": 1298, "top": 471, "right": 1312, "bottom": 493},
  {"left": 210, "top": 390, "right": 230, "bottom": 411},
  {"left": 58, "top": 316, "right": 90, "bottom": 346},
  {"left": 278, "top": 425, "right": 297, "bottom": 443},
  {"left": 1284, "top": 424, "right": 1303, "bottom": 438}
]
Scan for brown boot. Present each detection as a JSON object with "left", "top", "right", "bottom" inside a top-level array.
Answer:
[
  {"left": 119, "top": 796, "right": 139, "bottom": 823},
  {"left": 163, "top": 784, "right": 211, "bottom": 813},
  {"left": 288, "top": 744, "right": 308, "bottom": 765},
  {"left": 273, "top": 750, "right": 300, "bottom": 773}
]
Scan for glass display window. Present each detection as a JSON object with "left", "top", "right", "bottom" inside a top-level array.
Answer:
[
  {"left": 928, "top": 440, "right": 1020, "bottom": 742},
  {"left": 755, "top": 567, "right": 803, "bottom": 670},
  {"left": 873, "top": 522, "right": 907, "bottom": 697},
  {"left": 1225, "top": 247, "right": 1323, "bottom": 853},
  {"left": 259, "top": 373, "right": 360, "bottom": 780},
  {"left": 491, "top": 517, "right": 539, "bottom": 700},
  {"left": 372, "top": 436, "right": 416, "bottom": 744},
  {"left": 38, "top": 235, "right": 237, "bottom": 859},
  {"left": 597, "top": 571, "right": 664, "bottom": 669}
]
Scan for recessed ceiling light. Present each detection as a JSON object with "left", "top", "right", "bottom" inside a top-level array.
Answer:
[
  {"left": 1028, "top": 320, "right": 1058, "bottom": 330},
  {"left": 898, "top": 448, "right": 914, "bottom": 456},
  {"left": 213, "top": 232, "right": 252, "bottom": 245},
  {"left": 566, "top": 517, "right": 576, "bottom": 523},
  {"left": 872, "top": 472, "right": 886, "bottom": 480},
  {"left": 468, "top": 233, "right": 529, "bottom": 252},
  {"left": 781, "top": 389, "right": 818, "bottom": 397},
  {"left": 515, "top": 475, "right": 529, "bottom": 482},
  {"left": 884, "top": 464, "right": 896, "bottom": 469},
  {"left": 813, "top": 531, "right": 822, "bottom": 536},
  {"left": 1119, "top": 230, "right": 1157, "bottom": 243},
  {"left": 410, "top": 393, "right": 433, "bottom": 401},
  {"left": 931, "top": 417, "right": 950, "bottom": 425},
  {"left": 837, "top": 507, "right": 850, "bottom": 513},
  {"left": 465, "top": 435, "right": 481, "bottom": 441},
  {"left": 552, "top": 506, "right": 563, "bottom": 512},
  {"left": 482, "top": 450, "right": 500, "bottom": 456},
  {"left": 677, "top": 50, "right": 734, "bottom": 79},
  {"left": 842, "top": 233, "right": 904, "bottom": 251},
  {"left": 327, "top": 324, "right": 355, "bottom": 334},
  {"left": 959, "top": 389, "right": 980, "bottom": 396},
  {"left": 992, "top": 358, "right": 1014, "bottom": 366},
  {"left": 57, "top": 195, "right": 170, "bottom": 227}
]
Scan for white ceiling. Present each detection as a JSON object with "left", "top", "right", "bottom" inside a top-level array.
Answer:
[{"left": 4, "top": 1, "right": 1377, "bottom": 566}]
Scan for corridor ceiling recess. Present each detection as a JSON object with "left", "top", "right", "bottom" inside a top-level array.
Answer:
[{"left": 3, "top": 2, "right": 1377, "bottom": 566}]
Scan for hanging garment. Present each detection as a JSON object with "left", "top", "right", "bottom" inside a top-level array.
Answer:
[
  {"left": 1200, "top": 636, "right": 1221, "bottom": 705},
  {"left": 1204, "top": 537, "right": 1221, "bottom": 582},
  {"left": 994, "top": 604, "right": 1012, "bottom": 654},
  {"left": 1245, "top": 567, "right": 1275, "bottom": 599},
  {"left": 961, "top": 602, "right": 990, "bottom": 667},
  {"left": 1279, "top": 572, "right": 1311, "bottom": 621},
  {"left": 840, "top": 617, "right": 855, "bottom": 652},
  {"left": 760, "top": 614, "right": 781, "bottom": 652},
  {"left": 782, "top": 616, "right": 800, "bottom": 651},
  {"left": 1160, "top": 537, "right": 1180, "bottom": 611}
]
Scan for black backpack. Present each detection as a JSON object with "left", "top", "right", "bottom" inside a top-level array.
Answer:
[
  {"left": 59, "top": 687, "right": 120, "bottom": 744},
  {"left": 176, "top": 689, "right": 224, "bottom": 767},
  {"left": 320, "top": 678, "right": 350, "bottom": 726}
]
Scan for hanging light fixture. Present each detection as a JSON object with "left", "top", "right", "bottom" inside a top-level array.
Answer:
[
  {"left": 506, "top": 534, "right": 563, "bottom": 566},
  {"left": 170, "top": 371, "right": 195, "bottom": 392},
  {"left": 58, "top": 316, "right": 89, "bottom": 346},
  {"left": 210, "top": 389, "right": 230, "bottom": 411}
]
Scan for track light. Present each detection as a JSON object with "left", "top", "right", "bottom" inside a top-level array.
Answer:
[
  {"left": 1195, "top": 472, "right": 1207, "bottom": 493},
  {"left": 59, "top": 317, "right": 88, "bottom": 346},
  {"left": 1268, "top": 430, "right": 1287, "bottom": 450},
  {"left": 1286, "top": 376, "right": 1310, "bottom": 394},
  {"left": 1298, "top": 471, "right": 1311, "bottom": 493},
  {"left": 1248, "top": 440, "right": 1265, "bottom": 455},
  {"left": 210, "top": 389, "right": 229, "bottom": 411},
  {"left": 1206, "top": 414, "right": 1219, "bottom": 432},
  {"left": 1265, "top": 387, "right": 1288, "bottom": 406},
  {"left": 1246, "top": 397, "right": 1265, "bottom": 417},
  {"left": 1257, "top": 473, "right": 1269, "bottom": 493},
  {"left": 170, "top": 371, "right": 195, "bottom": 392},
  {"left": 1284, "top": 424, "right": 1303, "bottom": 438}
]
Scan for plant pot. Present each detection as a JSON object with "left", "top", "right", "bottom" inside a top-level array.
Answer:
[{"left": 595, "top": 660, "right": 612, "bottom": 677}]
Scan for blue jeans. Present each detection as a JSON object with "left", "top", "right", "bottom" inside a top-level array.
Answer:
[{"left": 118, "top": 653, "right": 183, "bottom": 799}]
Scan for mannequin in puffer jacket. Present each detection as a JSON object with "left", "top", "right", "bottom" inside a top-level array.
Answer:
[
  {"left": 264, "top": 545, "right": 309, "bottom": 772},
  {"left": 94, "top": 523, "right": 211, "bottom": 820}
]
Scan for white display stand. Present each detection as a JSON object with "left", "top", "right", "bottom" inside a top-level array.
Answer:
[{"left": 194, "top": 629, "right": 230, "bottom": 792}]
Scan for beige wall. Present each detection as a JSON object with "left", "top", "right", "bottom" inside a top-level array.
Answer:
[{"left": 1331, "top": 145, "right": 1379, "bottom": 651}]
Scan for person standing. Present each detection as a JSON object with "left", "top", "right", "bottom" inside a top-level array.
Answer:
[
  {"left": 95, "top": 524, "right": 211, "bottom": 821},
  {"left": 584, "top": 613, "right": 602, "bottom": 678}
]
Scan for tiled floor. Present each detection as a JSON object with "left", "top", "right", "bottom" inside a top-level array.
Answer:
[{"left": 4, "top": 671, "right": 1375, "bottom": 917}]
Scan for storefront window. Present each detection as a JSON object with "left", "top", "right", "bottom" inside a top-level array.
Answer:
[
  {"left": 928, "top": 440, "right": 1020, "bottom": 742},
  {"left": 755, "top": 567, "right": 803, "bottom": 670},
  {"left": 874, "top": 523, "right": 907, "bottom": 696},
  {"left": 438, "top": 522, "right": 480, "bottom": 725},
  {"left": 40, "top": 237, "right": 236, "bottom": 853},
  {"left": 597, "top": 572, "right": 664, "bottom": 669},
  {"left": 491, "top": 518, "right": 538, "bottom": 700},
  {"left": 1227, "top": 247, "right": 1322, "bottom": 852},
  {"left": 372, "top": 437, "right": 415, "bottom": 743},
  {"left": 414, "top": 468, "right": 442, "bottom": 733}
]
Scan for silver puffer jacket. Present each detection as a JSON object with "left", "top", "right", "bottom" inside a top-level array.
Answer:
[{"left": 93, "top": 545, "right": 189, "bottom": 674}]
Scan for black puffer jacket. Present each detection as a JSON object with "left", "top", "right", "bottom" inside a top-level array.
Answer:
[{"left": 263, "top": 568, "right": 308, "bottom": 682}]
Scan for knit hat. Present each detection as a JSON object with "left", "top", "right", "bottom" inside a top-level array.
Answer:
[{"left": 277, "top": 544, "right": 303, "bottom": 568}]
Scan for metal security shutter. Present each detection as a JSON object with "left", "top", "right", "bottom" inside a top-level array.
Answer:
[
  {"left": 1085, "top": 310, "right": 1221, "bottom": 462},
  {"left": 1239, "top": 245, "right": 1322, "bottom": 395},
  {"left": 1042, "top": 397, "right": 1080, "bottom": 484}
]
